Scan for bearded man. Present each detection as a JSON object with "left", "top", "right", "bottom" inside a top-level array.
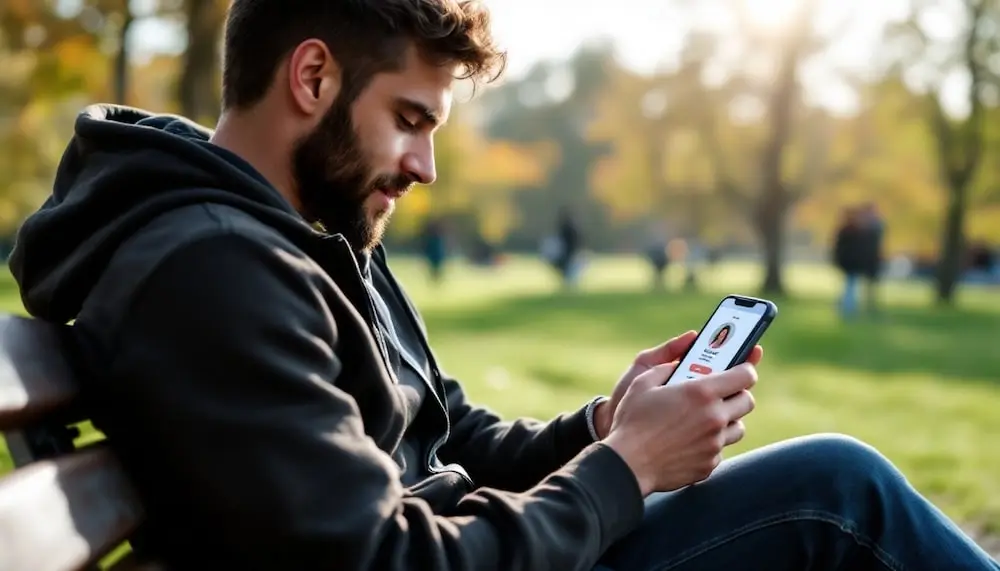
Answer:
[{"left": 9, "top": 1, "right": 998, "bottom": 570}]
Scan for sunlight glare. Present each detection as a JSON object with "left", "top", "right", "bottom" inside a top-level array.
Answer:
[{"left": 743, "top": 0, "right": 801, "bottom": 30}]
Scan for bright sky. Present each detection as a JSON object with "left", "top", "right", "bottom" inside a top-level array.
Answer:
[
  {"left": 129, "top": 0, "right": 967, "bottom": 116},
  {"left": 490, "top": 0, "right": 973, "bottom": 116},
  {"left": 486, "top": 0, "right": 921, "bottom": 114},
  {"left": 486, "top": 0, "right": 689, "bottom": 77}
]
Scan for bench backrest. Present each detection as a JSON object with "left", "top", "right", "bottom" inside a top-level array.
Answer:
[{"left": 0, "top": 314, "right": 146, "bottom": 571}]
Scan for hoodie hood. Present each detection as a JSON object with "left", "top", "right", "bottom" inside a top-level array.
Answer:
[{"left": 10, "top": 104, "right": 317, "bottom": 323}]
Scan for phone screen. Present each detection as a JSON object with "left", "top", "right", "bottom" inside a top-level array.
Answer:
[{"left": 668, "top": 297, "right": 770, "bottom": 385}]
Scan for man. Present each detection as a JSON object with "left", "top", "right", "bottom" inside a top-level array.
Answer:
[{"left": 9, "top": 1, "right": 997, "bottom": 570}]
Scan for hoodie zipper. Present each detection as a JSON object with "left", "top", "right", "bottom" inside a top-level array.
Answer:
[
  {"left": 327, "top": 237, "right": 398, "bottom": 386},
  {"left": 330, "top": 239, "right": 471, "bottom": 487},
  {"left": 372, "top": 247, "right": 473, "bottom": 487}
]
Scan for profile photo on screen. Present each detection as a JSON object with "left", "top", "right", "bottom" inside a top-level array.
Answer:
[{"left": 709, "top": 323, "right": 734, "bottom": 349}]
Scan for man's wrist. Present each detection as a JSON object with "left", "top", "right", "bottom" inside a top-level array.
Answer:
[{"left": 604, "top": 431, "right": 656, "bottom": 497}]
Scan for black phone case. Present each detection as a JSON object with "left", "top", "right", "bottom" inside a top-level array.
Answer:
[{"left": 727, "top": 295, "right": 778, "bottom": 367}]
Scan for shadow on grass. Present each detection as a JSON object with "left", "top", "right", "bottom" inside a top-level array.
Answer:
[{"left": 423, "top": 289, "right": 1000, "bottom": 386}]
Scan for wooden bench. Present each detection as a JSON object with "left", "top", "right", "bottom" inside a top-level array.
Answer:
[{"left": 0, "top": 313, "right": 154, "bottom": 571}]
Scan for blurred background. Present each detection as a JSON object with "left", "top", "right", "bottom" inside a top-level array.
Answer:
[{"left": 1, "top": 0, "right": 999, "bottom": 554}]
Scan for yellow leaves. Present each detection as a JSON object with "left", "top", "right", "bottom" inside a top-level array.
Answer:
[
  {"left": 465, "top": 140, "right": 558, "bottom": 188},
  {"left": 6, "top": 0, "right": 37, "bottom": 20},
  {"left": 446, "top": 138, "right": 555, "bottom": 241},
  {"left": 49, "top": 34, "right": 108, "bottom": 97},
  {"left": 390, "top": 185, "right": 432, "bottom": 238},
  {"left": 664, "top": 129, "right": 715, "bottom": 188},
  {"left": 0, "top": 51, "right": 37, "bottom": 97},
  {"left": 53, "top": 35, "right": 95, "bottom": 70},
  {"left": 591, "top": 136, "right": 655, "bottom": 222},
  {"left": 129, "top": 55, "right": 182, "bottom": 113},
  {"left": 478, "top": 198, "right": 517, "bottom": 244},
  {"left": 388, "top": 111, "right": 557, "bottom": 241},
  {"left": 402, "top": 185, "right": 432, "bottom": 218},
  {"left": 968, "top": 205, "right": 1000, "bottom": 244},
  {"left": 0, "top": 197, "right": 21, "bottom": 230},
  {"left": 0, "top": 180, "right": 41, "bottom": 236}
]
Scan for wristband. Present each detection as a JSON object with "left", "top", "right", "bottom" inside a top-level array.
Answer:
[{"left": 585, "top": 396, "right": 609, "bottom": 441}]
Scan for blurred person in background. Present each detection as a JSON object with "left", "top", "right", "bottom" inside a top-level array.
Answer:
[
  {"left": 421, "top": 216, "right": 448, "bottom": 285},
  {"left": 643, "top": 221, "right": 671, "bottom": 291},
  {"left": 859, "top": 201, "right": 885, "bottom": 315},
  {"left": 833, "top": 206, "right": 866, "bottom": 319},
  {"left": 967, "top": 240, "right": 999, "bottom": 284},
  {"left": 556, "top": 206, "right": 583, "bottom": 288}
]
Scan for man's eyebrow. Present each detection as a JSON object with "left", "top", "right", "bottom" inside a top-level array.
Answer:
[{"left": 396, "top": 97, "right": 443, "bottom": 126}]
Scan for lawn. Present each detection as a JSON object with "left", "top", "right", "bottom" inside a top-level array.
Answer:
[{"left": 2, "top": 255, "right": 1000, "bottom": 540}]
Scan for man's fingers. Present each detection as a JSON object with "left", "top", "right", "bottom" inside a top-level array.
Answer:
[
  {"left": 704, "top": 364, "right": 758, "bottom": 398},
  {"left": 723, "top": 420, "right": 746, "bottom": 446},
  {"left": 633, "top": 362, "right": 677, "bottom": 390},
  {"left": 747, "top": 345, "right": 764, "bottom": 366},
  {"left": 639, "top": 330, "right": 698, "bottom": 366},
  {"left": 721, "top": 389, "right": 755, "bottom": 421}
]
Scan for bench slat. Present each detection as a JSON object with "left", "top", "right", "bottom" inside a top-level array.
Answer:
[
  {"left": 0, "top": 445, "right": 144, "bottom": 571},
  {"left": 0, "top": 315, "right": 81, "bottom": 430}
]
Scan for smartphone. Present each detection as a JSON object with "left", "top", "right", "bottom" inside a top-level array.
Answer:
[{"left": 663, "top": 294, "right": 777, "bottom": 385}]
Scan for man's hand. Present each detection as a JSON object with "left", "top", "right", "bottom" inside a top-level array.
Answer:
[
  {"left": 593, "top": 331, "right": 763, "bottom": 438},
  {"left": 604, "top": 363, "right": 759, "bottom": 496}
]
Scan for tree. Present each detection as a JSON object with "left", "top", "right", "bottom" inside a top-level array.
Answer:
[
  {"left": 625, "top": 4, "right": 869, "bottom": 296},
  {"left": 479, "top": 42, "right": 617, "bottom": 247},
  {"left": 586, "top": 56, "right": 751, "bottom": 280},
  {"left": 178, "top": 0, "right": 226, "bottom": 124},
  {"left": 0, "top": 0, "right": 110, "bottom": 236},
  {"left": 797, "top": 78, "right": 944, "bottom": 256},
  {"left": 83, "top": 0, "right": 136, "bottom": 104},
  {"left": 885, "top": 0, "right": 1000, "bottom": 304}
]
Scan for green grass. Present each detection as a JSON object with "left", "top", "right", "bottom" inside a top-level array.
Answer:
[{"left": 2, "top": 256, "right": 1000, "bottom": 538}]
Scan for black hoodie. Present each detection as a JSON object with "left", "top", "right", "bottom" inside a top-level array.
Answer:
[{"left": 9, "top": 105, "right": 645, "bottom": 570}]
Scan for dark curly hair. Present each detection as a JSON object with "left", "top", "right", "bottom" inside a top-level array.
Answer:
[{"left": 221, "top": 0, "right": 507, "bottom": 109}]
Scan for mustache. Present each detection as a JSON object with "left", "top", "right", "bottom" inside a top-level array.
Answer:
[{"left": 370, "top": 173, "right": 415, "bottom": 195}]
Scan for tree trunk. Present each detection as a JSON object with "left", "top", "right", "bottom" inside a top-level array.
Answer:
[
  {"left": 935, "top": 177, "right": 970, "bottom": 304},
  {"left": 179, "top": 0, "right": 223, "bottom": 124},
  {"left": 113, "top": 4, "right": 135, "bottom": 105},
  {"left": 756, "top": 193, "right": 787, "bottom": 296},
  {"left": 930, "top": 0, "right": 984, "bottom": 306},
  {"left": 755, "top": 89, "right": 795, "bottom": 293}
]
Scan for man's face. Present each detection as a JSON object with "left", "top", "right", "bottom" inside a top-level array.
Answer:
[{"left": 292, "top": 47, "right": 453, "bottom": 251}]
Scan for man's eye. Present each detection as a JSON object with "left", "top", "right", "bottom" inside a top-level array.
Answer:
[{"left": 396, "top": 114, "right": 417, "bottom": 131}]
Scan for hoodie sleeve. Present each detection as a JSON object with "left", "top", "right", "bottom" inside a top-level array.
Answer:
[
  {"left": 438, "top": 375, "right": 601, "bottom": 493},
  {"left": 109, "top": 233, "right": 644, "bottom": 571},
  {"left": 373, "top": 256, "right": 600, "bottom": 493}
]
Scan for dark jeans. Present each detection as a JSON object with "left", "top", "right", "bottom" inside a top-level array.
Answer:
[{"left": 595, "top": 434, "right": 999, "bottom": 571}]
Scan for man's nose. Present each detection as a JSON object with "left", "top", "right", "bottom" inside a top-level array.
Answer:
[{"left": 402, "top": 139, "right": 436, "bottom": 185}]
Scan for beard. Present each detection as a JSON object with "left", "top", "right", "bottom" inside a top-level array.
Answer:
[{"left": 292, "top": 95, "right": 412, "bottom": 251}]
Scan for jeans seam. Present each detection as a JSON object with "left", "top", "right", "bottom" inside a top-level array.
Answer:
[{"left": 646, "top": 509, "right": 905, "bottom": 571}]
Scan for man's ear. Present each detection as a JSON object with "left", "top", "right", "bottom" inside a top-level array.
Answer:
[{"left": 287, "top": 39, "right": 341, "bottom": 117}]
